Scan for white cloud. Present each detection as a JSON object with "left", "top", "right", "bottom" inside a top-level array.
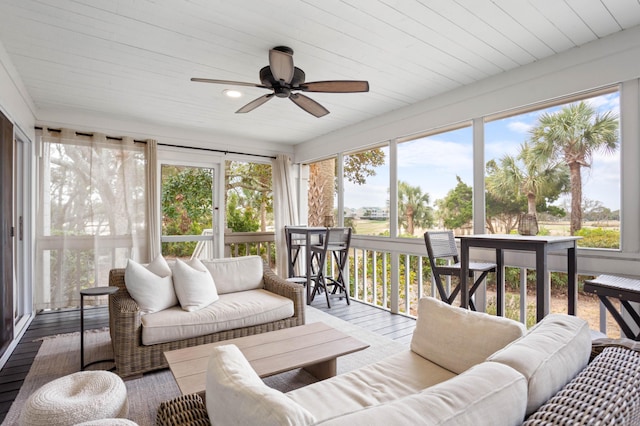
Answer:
[{"left": 507, "top": 121, "right": 533, "bottom": 133}]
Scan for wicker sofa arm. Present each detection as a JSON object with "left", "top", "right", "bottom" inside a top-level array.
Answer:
[
  {"left": 157, "top": 394, "right": 210, "bottom": 426},
  {"left": 108, "top": 268, "right": 144, "bottom": 357},
  {"left": 523, "top": 344, "right": 640, "bottom": 425},
  {"left": 262, "top": 261, "right": 306, "bottom": 325}
]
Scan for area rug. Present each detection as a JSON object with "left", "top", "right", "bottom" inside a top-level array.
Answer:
[{"left": 2, "top": 306, "right": 407, "bottom": 425}]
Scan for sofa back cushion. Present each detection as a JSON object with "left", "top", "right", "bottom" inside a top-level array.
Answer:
[
  {"left": 411, "top": 297, "right": 526, "bottom": 374},
  {"left": 316, "top": 362, "right": 527, "bottom": 426},
  {"left": 206, "top": 344, "right": 316, "bottom": 426},
  {"left": 487, "top": 313, "right": 591, "bottom": 416},
  {"left": 201, "top": 256, "right": 264, "bottom": 294}
]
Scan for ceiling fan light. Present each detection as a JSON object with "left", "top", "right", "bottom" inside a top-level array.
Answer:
[{"left": 223, "top": 89, "right": 242, "bottom": 98}]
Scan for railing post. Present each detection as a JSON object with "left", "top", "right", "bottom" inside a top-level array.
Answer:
[
  {"left": 372, "top": 251, "right": 378, "bottom": 305},
  {"left": 354, "top": 249, "right": 360, "bottom": 300},
  {"left": 383, "top": 252, "right": 388, "bottom": 309},
  {"left": 520, "top": 268, "right": 527, "bottom": 324},
  {"left": 390, "top": 252, "right": 400, "bottom": 314},
  {"left": 363, "top": 249, "right": 369, "bottom": 303},
  {"left": 404, "top": 254, "right": 410, "bottom": 314}
]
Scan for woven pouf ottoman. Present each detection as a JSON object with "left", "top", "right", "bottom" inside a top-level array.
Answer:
[{"left": 19, "top": 371, "right": 128, "bottom": 426}]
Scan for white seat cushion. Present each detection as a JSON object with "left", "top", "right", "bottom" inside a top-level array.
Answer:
[
  {"left": 411, "top": 297, "right": 526, "bottom": 374},
  {"left": 286, "top": 350, "right": 456, "bottom": 423},
  {"left": 315, "top": 362, "right": 527, "bottom": 426},
  {"left": 141, "top": 289, "right": 294, "bottom": 345}
]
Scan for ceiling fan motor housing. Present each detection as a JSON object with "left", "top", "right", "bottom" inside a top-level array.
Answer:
[{"left": 259, "top": 66, "right": 306, "bottom": 99}]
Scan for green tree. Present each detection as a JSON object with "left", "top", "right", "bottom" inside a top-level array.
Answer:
[
  {"left": 530, "top": 101, "right": 619, "bottom": 234},
  {"left": 436, "top": 176, "right": 472, "bottom": 230},
  {"left": 344, "top": 149, "right": 386, "bottom": 185},
  {"left": 487, "top": 141, "right": 569, "bottom": 217},
  {"left": 397, "top": 180, "right": 433, "bottom": 236},
  {"left": 226, "top": 191, "right": 259, "bottom": 232},
  {"left": 225, "top": 161, "right": 272, "bottom": 231},
  {"left": 485, "top": 159, "right": 527, "bottom": 233},
  {"left": 161, "top": 166, "right": 213, "bottom": 256}
]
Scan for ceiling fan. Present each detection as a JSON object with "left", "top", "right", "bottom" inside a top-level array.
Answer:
[{"left": 191, "top": 46, "right": 369, "bottom": 118}]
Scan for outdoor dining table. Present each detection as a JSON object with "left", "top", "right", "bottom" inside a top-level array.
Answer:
[
  {"left": 458, "top": 234, "right": 582, "bottom": 322},
  {"left": 285, "top": 226, "right": 327, "bottom": 305}
]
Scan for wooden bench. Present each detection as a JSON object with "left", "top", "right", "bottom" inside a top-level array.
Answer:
[{"left": 584, "top": 274, "right": 640, "bottom": 341}]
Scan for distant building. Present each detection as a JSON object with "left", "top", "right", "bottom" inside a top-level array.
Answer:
[{"left": 357, "top": 207, "right": 389, "bottom": 220}]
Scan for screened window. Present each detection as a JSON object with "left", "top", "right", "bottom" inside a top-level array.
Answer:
[
  {"left": 484, "top": 90, "right": 620, "bottom": 248},
  {"left": 397, "top": 126, "right": 473, "bottom": 238},
  {"left": 343, "top": 145, "right": 389, "bottom": 236}
]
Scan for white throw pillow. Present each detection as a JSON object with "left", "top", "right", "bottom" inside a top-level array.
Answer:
[
  {"left": 411, "top": 297, "right": 526, "bottom": 374},
  {"left": 206, "top": 345, "right": 316, "bottom": 426},
  {"left": 124, "top": 256, "right": 177, "bottom": 314},
  {"left": 173, "top": 258, "right": 219, "bottom": 312},
  {"left": 487, "top": 313, "right": 591, "bottom": 416}
]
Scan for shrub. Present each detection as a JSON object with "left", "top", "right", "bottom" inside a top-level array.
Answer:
[{"left": 575, "top": 227, "right": 619, "bottom": 249}]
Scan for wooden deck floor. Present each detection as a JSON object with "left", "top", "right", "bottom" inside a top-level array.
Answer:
[{"left": 0, "top": 298, "right": 415, "bottom": 423}]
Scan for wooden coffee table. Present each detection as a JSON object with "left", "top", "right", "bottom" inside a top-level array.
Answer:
[{"left": 164, "top": 322, "right": 369, "bottom": 395}]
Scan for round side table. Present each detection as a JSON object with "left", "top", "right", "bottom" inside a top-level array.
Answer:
[{"left": 80, "top": 286, "right": 119, "bottom": 371}]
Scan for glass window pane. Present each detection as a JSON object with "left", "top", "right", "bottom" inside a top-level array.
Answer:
[
  {"left": 484, "top": 91, "right": 620, "bottom": 249},
  {"left": 225, "top": 160, "right": 273, "bottom": 232},
  {"left": 397, "top": 126, "right": 473, "bottom": 238},
  {"left": 307, "top": 158, "right": 337, "bottom": 227},
  {"left": 161, "top": 165, "right": 214, "bottom": 259},
  {"left": 343, "top": 146, "right": 389, "bottom": 236}
]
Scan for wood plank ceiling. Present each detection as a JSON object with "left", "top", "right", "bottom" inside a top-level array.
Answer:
[{"left": 0, "top": 0, "right": 638, "bottom": 145}]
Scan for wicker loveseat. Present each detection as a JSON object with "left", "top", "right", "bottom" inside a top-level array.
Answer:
[{"left": 108, "top": 256, "right": 305, "bottom": 378}]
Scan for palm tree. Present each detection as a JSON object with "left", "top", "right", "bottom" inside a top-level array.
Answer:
[
  {"left": 530, "top": 101, "right": 618, "bottom": 235},
  {"left": 487, "top": 141, "right": 569, "bottom": 218},
  {"left": 397, "top": 181, "right": 433, "bottom": 236},
  {"left": 308, "top": 158, "right": 335, "bottom": 226}
]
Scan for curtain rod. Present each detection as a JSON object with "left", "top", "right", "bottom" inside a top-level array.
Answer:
[{"left": 34, "top": 126, "right": 277, "bottom": 159}]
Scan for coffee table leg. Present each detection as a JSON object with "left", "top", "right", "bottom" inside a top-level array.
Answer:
[{"left": 303, "top": 358, "right": 337, "bottom": 380}]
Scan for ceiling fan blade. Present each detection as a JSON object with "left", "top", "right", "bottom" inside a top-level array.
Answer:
[
  {"left": 299, "top": 80, "right": 369, "bottom": 93},
  {"left": 236, "top": 94, "right": 274, "bottom": 113},
  {"left": 290, "top": 93, "right": 329, "bottom": 118},
  {"left": 191, "top": 78, "right": 269, "bottom": 89},
  {"left": 269, "top": 49, "right": 294, "bottom": 84}
]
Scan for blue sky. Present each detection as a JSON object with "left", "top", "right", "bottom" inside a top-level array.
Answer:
[{"left": 344, "top": 92, "right": 621, "bottom": 212}]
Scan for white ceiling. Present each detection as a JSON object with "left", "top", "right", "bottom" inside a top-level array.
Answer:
[{"left": 1, "top": 0, "right": 639, "bottom": 145}]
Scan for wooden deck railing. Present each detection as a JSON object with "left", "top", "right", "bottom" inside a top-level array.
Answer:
[
  {"left": 223, "top": 231, "right": 276, "bottom": 267},
  {"left": 220, "top": 231, "right": 615, "bottom": 335}
]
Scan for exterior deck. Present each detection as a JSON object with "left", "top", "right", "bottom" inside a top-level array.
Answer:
[{"left": 0, "top": 298, "right": 415, "bottom": 423}]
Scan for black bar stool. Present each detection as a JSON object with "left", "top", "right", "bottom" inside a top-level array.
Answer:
[{"left": 310, "top": 227, "right": 352, "bottom": 308}]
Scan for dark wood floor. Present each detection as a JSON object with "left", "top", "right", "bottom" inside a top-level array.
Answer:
[{"left": 0, "top": 299, "right": 415, "bottom": 423}]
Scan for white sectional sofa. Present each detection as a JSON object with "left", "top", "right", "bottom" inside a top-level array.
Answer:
[
  {"left": 157, "top": 296, "right": 640, "bottom": 425},
  {"left": 108, "top": 255, "right": 305, "bottom": 378},
  {"left": 157, "top": 298, "right": 640, "bottom": 426}
]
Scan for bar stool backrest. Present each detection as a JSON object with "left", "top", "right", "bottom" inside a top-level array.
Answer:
[
  {"left": 324, "top": 227, "right": 351, "bottom": 252},
  {"left": 424, "top": 230, "right": 459, "bottom": 265}
]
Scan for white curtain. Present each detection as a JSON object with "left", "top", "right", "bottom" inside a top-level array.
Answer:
[
  {"left": 146, "top": 139, "right": 160, "bottom": 261},
  {"left": 272, "top": 154, "right": 299, "bottom": 278},
  {"left": 35, "top": 128, "right": 151, "bottom": 309}
]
